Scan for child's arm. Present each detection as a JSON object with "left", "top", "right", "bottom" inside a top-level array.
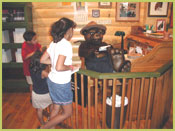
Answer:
[
  {"left": 40, "top": 51, "right": 51, "bottom": 64},
  {"left": 24, "top": 51, "right": 35, "bottom": 60},
  {"left": 56, "top": 55, "right": 81, "bottom": 71},
  {"left": 41, "top": 70, "right": 48, "bottom": 79}
]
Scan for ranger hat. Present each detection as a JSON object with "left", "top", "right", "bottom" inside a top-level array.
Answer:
[{"left": 80, "top": 21, "right": 106, "bottom": 35}]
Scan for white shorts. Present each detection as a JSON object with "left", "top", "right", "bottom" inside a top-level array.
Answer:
[
  {"left": 32, "top": 91, "right": 53, "bottom": 109},
  {"left": 26, "top": 76, "right": 33, "bottom": 85}
]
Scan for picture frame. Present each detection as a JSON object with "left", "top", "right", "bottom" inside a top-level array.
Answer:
[
  {"left": 116, "top": 2, "right": 140, "bottom": 22},
  {"left": 74, "top": 2, "right": 88, "bottom": 12},
  {"left": 148, "top": 2, "right": 169, "bottom": 17},
  {"left": 92, "top": 9, "right": 100, "bottom": 18},
  {"left": 156, "top": 19, "right": 166, "bottom": 33},
  {"left": 170, "top": 4, "right": 173, "bottom": 28},
  {"left": 98, "top": 2, "right": 112, "bottom": 8}
]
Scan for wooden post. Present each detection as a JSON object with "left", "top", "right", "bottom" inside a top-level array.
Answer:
[
  {"left": 129, "top": 78, "right": 136, "bottom": 128},
  {"left": 102, "top": 79, "right": 107, "bottom": 128},
  {"left": 136, "top": 78, "right": 145, "bottom": 128},
  {"left": 81, "top": 74, "right": 85, "bottom": 128},
  {"left": 74, "top": 73, "right": 78, "bottom": 128},
  {"left": 120, "top": 78, "right": 126, "bottom": 128},
  {"left": 88, "top": 76, "right": 91, "bottom": 128},
  {"left": 145, "top": 77, "right": 154, "bottom": 128},
  {"left": 94, "top": 78, "right": 98, "bottom": 128},
  {"left": 111, "top": 79, "right": 116, "bottom": 128}
]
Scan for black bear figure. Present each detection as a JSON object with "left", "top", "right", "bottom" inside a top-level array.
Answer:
[{"left": 79, "top": 21, "right": 131, "bottom": 73}]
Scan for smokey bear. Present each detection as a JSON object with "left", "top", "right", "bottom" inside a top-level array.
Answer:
[{"left": 78, "top": 21, "right": 131, "bottom": 73}]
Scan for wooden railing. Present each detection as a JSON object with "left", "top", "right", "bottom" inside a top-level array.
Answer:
[{"left": 69, "top": 60, "right": 173, "bottom": 129}]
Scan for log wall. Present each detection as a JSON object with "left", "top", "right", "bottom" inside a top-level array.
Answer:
[
  {"left": 31, "top": 2, "right": 172, "bottom": 64},
  {"left": 32, "top": 2, "right": 173, "bottom": 46}
]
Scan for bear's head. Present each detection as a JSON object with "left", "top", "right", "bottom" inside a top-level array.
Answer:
[{"left": 80, "top": 21, "right": 106, "bottom": 45}]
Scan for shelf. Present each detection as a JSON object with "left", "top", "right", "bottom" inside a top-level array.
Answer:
[
  {"left": 3, "top": 79, "right": 29, "bottom": 93},
  {"left": 2, "top": 22, "right": 32, "bottom": 30},
  {"left": 2, "top": 2, "right": 32, "bottom": 8},
  {"left": 2, "top": 43, "right": 22, "bottom": 49},
  {"left": 2, "top": 2, "right": 32, "bottom": 91},
  {"left": 2, "top": 62, "right": 23, "bottom": 68}
]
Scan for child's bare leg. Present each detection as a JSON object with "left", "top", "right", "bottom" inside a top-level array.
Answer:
[
  {"left": 40, "top": 103, "right": 72, "bottom": 129},
  {"left": 29, "top": 84, "right": 33, "bottom": 93},
  {"left": 37, "top": 108, "right": 45, "bottom": 125},
  {"left": 49, "top": 104, "right": 54, "bottom": 117},
  {"left": 47, "top": 104, "right": 60, "bottom": 129}
]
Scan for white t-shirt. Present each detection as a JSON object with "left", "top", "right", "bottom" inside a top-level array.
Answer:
[{"left": 47, "top": 38, "right": 72, "bottom": 84}]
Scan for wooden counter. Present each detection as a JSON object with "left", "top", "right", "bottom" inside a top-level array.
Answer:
[
  {"left": 131, "top": 43, "right": 173, "bottom": 72},
  {"left": 125, "top": 34, "right": 173, "bottom": 48},
  {"left": 124, "top": 34, "right": 173, "bottom": 72}
]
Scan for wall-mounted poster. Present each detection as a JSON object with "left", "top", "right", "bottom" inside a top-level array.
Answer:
[
  {"left": 148, "top": 2, "right": 169, "bottom": 17},
  {"left": 74, "top": 2, "right": 88, "bottom": 22},
  {"left": 116, "top": 2, "right": 140, "bottom": 22}
]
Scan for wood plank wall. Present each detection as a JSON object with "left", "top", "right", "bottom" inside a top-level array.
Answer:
[
  {"left": 32, "top": 2, "right": 172, "bottom": 46},
  {"left": 32, "top": 2, "right": 172, "bottom": 64}
]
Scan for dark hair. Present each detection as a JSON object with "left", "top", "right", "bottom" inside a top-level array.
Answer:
[
  {"left": 50, "top": 17, "right": 76, "bottom": 43},
  {"left": 23, "top": 31, "right": 36, "bottom": 41},
  {"left": 29, "top": 50, "right": 47, "bottom": 74}
]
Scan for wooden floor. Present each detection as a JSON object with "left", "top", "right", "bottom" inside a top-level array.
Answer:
[{"left": 2, "top": 92, "right": 173, "bottom": 129}]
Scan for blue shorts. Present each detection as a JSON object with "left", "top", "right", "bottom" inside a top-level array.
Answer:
[{"left": 47, "top": 78, "right": 73, "bottom": 105}]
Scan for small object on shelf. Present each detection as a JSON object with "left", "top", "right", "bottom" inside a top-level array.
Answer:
[
  {"left": 2, "top": 9, "right": 8, "bottom": 22},
  {"left": 13, "top": 28, "right": 26, "bottom": 43},
  {"left": 2, "top": 49, "right": 12, "bottom": 63},
  {"left": 2, "top": 30, "right": 10, "bottom": 43},
  {"left": 7, "top": 9, "right": 14, "bottom": 22},
  {"left": 15, "top": 49, "right": 23, "bottom": 63},
  {"left": 14, "top": 8, "right": 25, "bottom": 21}
]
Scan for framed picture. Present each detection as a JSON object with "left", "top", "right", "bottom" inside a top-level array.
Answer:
[
  {"left": 156, "top": 19, "right": 166, "bottom": 32},
  {"left": 116, "top": 2, "right": 140, "bottom": 22},
  {"left": 74, "top": 2, "right": 88, "bottom": 12},
  {"left": 99, "top": 2, "right": 112, "bottom": 8},
  {"left": 92, "top": 10, "right": 100, "bottom": 18},
  {"left": 148, "top": 2, "right": 169, "bottom": 17},
  {"left": 170, "top": 4, "right": 173, "bottom": 28}
]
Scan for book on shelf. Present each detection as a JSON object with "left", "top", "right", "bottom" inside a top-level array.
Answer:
[
  {"left": 14, "top": 8, "right": 24, "bottom": 21},
  {"left": 13, "top": 28, "right": 26, "bottom": 43},
  {"left": 2, "top": 30, "right": 10, "bottom": 43},
  {"left": 2, "top": 49, "right": 12, "bottom": 63},
  {"left": 2, "top": 9, "right": 8, "bottom": 22},
  {"left": 15, "top": 49, "right": 23, "bottom": 63}
]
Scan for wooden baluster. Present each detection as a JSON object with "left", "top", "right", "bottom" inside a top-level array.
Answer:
[
  {"left": 145, "top": 77, "right": 154, "bottom": 128},
  {"left": 136, "top": 78, "right": 145, "bottom": 128},
  {"left": 111, "top": 78, "right": 116, "bottom": 128},
  {"left": 74, "top": 73, "right": 78, "bottom": 128},
  {"left": 102, "top": 79, "right": 107, "bottom": 128},
  {"left": 126, "top": 79, "right": 132, "bottom": 121},
  {"left": 120, "top": 78, "right": 126, "bottom": 129},
  {"left": 87, "top": 76, "right": 91, "bottom": 128},
  {"left": 81, "top": 74, "right": 85, "bottom": 128},
  {"left": 129, "top": 78, "right": 136, "bottom": 128},
  {"left": 94, "top": 78, "right": 98, "bottom": 128}
]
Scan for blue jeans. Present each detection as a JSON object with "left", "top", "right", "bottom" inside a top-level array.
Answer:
[{"left": 47, "top": 78, "right": 73, "bottom": 105}]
